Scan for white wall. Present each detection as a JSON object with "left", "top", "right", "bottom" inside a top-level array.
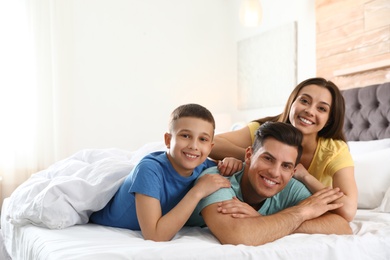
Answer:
[
  {"left": 230, "top": 0, "right": 316, "bottom": 124},
  {"left": 55, "top": 0, "right": 315, "bottom": 159}
]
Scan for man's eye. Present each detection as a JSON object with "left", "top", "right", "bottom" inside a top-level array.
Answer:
[{"left": 282, "top": 164, "right": 293, "bottom": 170}]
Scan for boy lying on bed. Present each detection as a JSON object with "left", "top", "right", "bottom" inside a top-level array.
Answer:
[
  {"left": 90, "top": 103, "right": 238, "bottom": 241},
  {"left": 187, "top": 121, "right": 352, "bottom": 246}
]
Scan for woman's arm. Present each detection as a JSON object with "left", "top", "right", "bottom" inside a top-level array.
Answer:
[
  {"left": 331, "top": 166, "right": 357, "bottom": 221},
  {"left": 209, "top": 126, "right": 253, "bottom": 161},
  {"left": 135, "top": 173, "right": 230, "bottom": 241},
  {"left": 294, "top": 164, "right": 357, "bottom": 221}
]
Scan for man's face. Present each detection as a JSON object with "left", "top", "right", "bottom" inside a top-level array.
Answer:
[{"left": 245, "top": 137, "right": 297, "bottom": 201}]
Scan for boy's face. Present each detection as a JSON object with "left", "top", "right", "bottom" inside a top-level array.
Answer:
[
  {"left": 164, "top": 117, "right": 214, "bottom": 176},
  {"left": 244, "top": 137, "right": 297, "bottom": 202}
]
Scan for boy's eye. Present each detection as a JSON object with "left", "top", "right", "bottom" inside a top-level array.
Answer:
[
  {"left": 200, "top": 137, "right": 209, "bottom": 142},
  {"left": 181, "top": 134, "right": 190, "bottom": 138}
]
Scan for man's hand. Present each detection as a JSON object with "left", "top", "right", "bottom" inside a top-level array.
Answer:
[
  {"left": 296, "top": 187, "right": 344, "bottom": 221},
  {"left": 217, "top": 197, "right": 261, "bottom": 218},
  {"left": 217, "top": 157, "right": 243, "bottom": 176}
]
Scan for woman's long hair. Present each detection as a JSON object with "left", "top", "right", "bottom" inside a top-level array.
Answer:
[{"left": 252, "top": 77, "right": 346, "bottom": 141}]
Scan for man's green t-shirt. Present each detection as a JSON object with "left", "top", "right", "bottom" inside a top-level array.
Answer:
[{"left": 187, "top": 165, "right": 311, "bottom": 227}]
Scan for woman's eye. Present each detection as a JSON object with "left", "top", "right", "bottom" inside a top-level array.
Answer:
[
  {"left": 300, "top": 98, "right": 309, "bottom": 104},
  {"left": 318, "top": 107, "right": 327, "bottom": 112}
]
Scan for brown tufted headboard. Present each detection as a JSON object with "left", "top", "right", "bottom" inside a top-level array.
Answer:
[{"left": 342, "top": 82, "right": 390, "bottom": 141}]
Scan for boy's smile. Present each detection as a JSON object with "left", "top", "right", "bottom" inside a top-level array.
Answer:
[{"left": 165, "top": 117, "right": 214, "bottom": 177}]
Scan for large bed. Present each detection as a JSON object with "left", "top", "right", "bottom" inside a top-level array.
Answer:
[{"left": 1, "top": 82, "right": 390, "bottom": 260}]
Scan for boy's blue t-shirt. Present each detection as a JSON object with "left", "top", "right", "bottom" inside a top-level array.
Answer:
[
  {"left": 89, "top": 151, "right": 216, "bottom": 230},
  {"left": 187, "top": 166, "right": 312, "bottom": 227}
]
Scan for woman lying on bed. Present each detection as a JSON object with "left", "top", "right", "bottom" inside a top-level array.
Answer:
[{"left": 212, "top": 77, "right": 358, "bottom": 222}]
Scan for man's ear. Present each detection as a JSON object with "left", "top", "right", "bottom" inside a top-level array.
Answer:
[
  {"left": 244, "top": 146, "right": 253, "bottom": 164},
  {"left": 164, "top": 133, "right": 171, "bottom": 148}
]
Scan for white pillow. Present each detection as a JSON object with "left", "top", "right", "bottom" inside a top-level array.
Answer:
[
  {"left": 353, "top": 147, "right": 390, "bottom": 209},
  {"left": 348, "top": 138, "right": 390, "bottom": 156},
  {"left": 375, "top": 186, "right": 390, "bottom": 213}
]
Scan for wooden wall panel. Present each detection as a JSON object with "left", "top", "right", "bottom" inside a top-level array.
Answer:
[{"left": 315, "top": 0, "right": 390, "bottom": 89}]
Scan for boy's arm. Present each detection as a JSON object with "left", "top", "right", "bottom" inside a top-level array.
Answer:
[{"left": 136, "top": 173, "right": 230, "bottom": 242}]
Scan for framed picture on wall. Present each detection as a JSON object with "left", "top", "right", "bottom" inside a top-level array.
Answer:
[{"left": 238, "top": 22, "right": 297, "bottom": 109}]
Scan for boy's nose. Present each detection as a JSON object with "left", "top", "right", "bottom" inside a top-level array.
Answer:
[{"left": 188, "top": 139, "right": 198, "bottom": 150}]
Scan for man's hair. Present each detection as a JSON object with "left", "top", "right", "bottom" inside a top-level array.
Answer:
[
  {"left": 252, "top": 122, "right": 303, "bottom": 166},
  {"left": 169, "top": 103, "right": 215, "bottom": 132}
]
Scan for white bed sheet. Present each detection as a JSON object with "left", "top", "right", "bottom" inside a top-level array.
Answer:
[{"left": 1, "top": 197, "right": 390, "bottom": 260}]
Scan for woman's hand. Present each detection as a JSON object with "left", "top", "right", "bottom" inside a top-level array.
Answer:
[
  {"left": 217, "top": 197, "right": 261, "bottom": 218},
  {"left": 293, "top": 163, "right": 311, "bottom": 182},
  {"left": 217, "top": 157, "right": 243, "bottom": 176}
]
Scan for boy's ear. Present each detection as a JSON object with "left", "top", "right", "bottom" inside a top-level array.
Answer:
[{"left": 164, "top": 133, "right": 171, "bottom": 148}]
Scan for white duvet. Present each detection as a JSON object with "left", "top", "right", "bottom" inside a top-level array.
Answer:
[{"left": 5, "top": 142, "right": 166, "bottom": 229}]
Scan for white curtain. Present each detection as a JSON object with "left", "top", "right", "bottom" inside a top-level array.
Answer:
[{"left": 0, "top": 0, "right": 62, "bottom": 206}]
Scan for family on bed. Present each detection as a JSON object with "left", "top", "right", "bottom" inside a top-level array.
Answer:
[{"left": 89, "top": 77, "right": 357, "bottom": 246}]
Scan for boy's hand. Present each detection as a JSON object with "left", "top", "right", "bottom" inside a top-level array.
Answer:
[
  {"left": 193, "top": 174, "right": 231, "bottom": 198},
  {"left": 217, "top": 197, "right": 261, "bottom": 218},
  {"left": 217, "top": 157, "right": 243, "bottom": 176}
]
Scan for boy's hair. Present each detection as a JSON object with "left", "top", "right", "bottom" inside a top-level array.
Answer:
[
  {"left": 252, "top": 122, "right": 303, "bottom": 166},
  {"left": 169, "top": 103, "right": 215, "bottom": 132}
]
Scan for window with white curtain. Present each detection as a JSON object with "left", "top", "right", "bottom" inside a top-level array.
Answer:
[{"left": 0, "top": 0, "right": 56, "bottom": 206}]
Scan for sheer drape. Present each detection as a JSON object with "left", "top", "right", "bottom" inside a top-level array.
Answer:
[{"left": 0, "top": 0, "right": 58, "bottom": 206}]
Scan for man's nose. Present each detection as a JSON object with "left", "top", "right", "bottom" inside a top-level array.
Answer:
[{"left": 268, "top": 164, "right": 281, "bottom": 178}]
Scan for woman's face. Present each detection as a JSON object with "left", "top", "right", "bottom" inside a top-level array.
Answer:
[{"left": 288, "top": 84, "right": 332, "bottom": 137}]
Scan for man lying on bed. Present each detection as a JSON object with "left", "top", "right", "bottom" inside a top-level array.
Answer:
[{"left": 187, "top": 121, "right": 352, "bottom": 246}]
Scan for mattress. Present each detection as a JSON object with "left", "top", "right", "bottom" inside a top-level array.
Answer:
[{"left": 1, "top": 197, "right": 390, "bottom": 260}]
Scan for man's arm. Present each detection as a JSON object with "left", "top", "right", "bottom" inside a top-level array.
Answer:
[
  {"left": 202, "top": 203, "right": 305, "bottom": 246},
  {"left": 294, "top": 212, "right": 352, "bottom": 235},
  {"left": 201, "top": 188, "right": 345, "bottom": 246}
]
